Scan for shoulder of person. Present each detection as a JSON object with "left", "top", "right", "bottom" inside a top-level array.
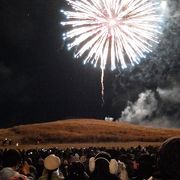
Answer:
[
  {"left": 38, "top": 174, "right": 64, "bottom": 180},
  {"left": 148, "top": 176, "right": 163, "bottom": 180},
  {"left": 51, "top": 176, "right": 64, "bottom": 180},
  {"left": 109, "top": 174, "right": 119, "bottom": 180},
  {"left": 38, "top": 175, "right": 47, "bottom": 180}
]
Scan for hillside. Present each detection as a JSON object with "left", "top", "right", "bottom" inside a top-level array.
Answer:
[{"left": 1, "top": 119, "right": 180, "bottom": 147}]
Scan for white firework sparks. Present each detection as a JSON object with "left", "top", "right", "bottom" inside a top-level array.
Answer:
[{"left": 61, "top": 0, "right": 162, "bottom": 102}]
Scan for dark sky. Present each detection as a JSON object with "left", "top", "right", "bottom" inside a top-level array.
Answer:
[
  {"left": 0, "top": 0, "right": 180, "bottom": 128},
  {"left": 0, "top": 0, "right": 112, "bottom": 127}
]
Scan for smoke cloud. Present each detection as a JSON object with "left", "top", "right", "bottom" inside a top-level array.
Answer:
[
  {"left": 112, "top": 0, "right": 180, "bottom": 128},
  {"left": 119, "top": 85, "right": 180, "bottom": 127},
  {"left": 157, "top": 86, "right": 180, "bottom": 103},
  {"left": 120, "top": 90, "right": 158, "bottom": 123}
]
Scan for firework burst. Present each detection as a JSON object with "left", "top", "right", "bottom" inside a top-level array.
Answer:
[{"left": 61, "top": 0, "right": 162, "bottom": 102}]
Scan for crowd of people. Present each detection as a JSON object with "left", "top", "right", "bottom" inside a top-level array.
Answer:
[{"left": 0, "top": 137, "right": 180, "bottom": 180}]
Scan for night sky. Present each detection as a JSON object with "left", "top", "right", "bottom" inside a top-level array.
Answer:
[{"left": 0, "top": 0, "right": 180, "bottom": 128}]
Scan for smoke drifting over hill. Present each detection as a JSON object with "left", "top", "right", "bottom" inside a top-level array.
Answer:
[
  {"left": 120, "top": 90, "right": 158, "bottom": 123},
  {"left": 157, "top": 86, "right": 180, "bottom": 103},
  {"left": 119, "top": 87, "right": 180, "bottom": 127},
  {"left": 112, "top": 0, "right": 180, "bottom": 127}
]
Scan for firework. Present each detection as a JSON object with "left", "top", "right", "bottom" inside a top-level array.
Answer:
[{"left": 61, "top": 0, "right": 162, "bottom": 102}]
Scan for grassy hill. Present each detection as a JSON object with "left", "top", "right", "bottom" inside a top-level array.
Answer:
[{"left": 1, "top": 119, "right": 180, "bottom": 147}]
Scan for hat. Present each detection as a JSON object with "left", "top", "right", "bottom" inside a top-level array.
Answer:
[{"left": 44, "top": 154, "right": 61, "bottom": 171}]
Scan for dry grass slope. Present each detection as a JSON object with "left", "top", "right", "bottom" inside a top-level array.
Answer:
[{"left": 1, "top": 119, "right": 180, "bottom": 145}]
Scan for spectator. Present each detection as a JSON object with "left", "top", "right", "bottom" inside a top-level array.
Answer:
[
  {"left": 23, "top": 157, "right": 38, "bottom": 179},
  {"left": 88, "top": 151, "right": 119, "bottom": 180},
  {"left": 36, "top": 158, "right": 44, "bottom": 178},
  {"left": 148, "top": 137, "right": 180, "bottom": 180},
  {"left": 66, "top": 161, "right": 89, "bottom": 180},
  {"left": 0, "top": 149, "right": 34, "bottom": 180},
  {"left": 135, "top": 154, "right": 154, "bottom": 180},
  {"left": 38, "top": 154, "right": 64, "bottom": 180}
]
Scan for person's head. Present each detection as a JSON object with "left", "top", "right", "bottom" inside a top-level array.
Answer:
[
  {"left": 137, "top": 154, "right": 154, "bottom": 179},
  {"left": 44, "top": 154, "right": 61, "bottom": 180},
  {"left": 68, "top": 161, "right": 86, "bottom": 180},
  {"left": 89, "top": 151, "right": 118, "bottom": 177},
  {"left": 158, "top": 137, "right": 180, "bottom": 180},
  {"left": 2, "top": 149, "right": 22, "bottom": 168},
  {"left": 44, "top": 154, "right": 61, "bottom": 171}
]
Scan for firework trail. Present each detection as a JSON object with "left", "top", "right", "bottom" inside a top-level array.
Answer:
[
  {"left": 61, "top": 0, "right": 162, "bottom": 103},
  {"left": 101, "top": 68, "right": 105, "bottom": 105}
]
